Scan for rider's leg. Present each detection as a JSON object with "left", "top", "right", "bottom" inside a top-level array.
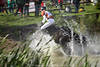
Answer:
[{"left": 41, "top": 19, "right": 55, "bottom": 30}]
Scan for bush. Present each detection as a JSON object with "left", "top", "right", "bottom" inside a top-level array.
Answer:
[{"left": 96, "top": 1, "right": 100, "bottom": 9}]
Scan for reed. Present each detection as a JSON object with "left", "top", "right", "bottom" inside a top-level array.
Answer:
[{"left": 0, "top": 36, "right": 99, "bottom": 67}]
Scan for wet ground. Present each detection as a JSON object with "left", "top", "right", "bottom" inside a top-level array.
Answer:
[
  {"left": 0, "top": 24, "right": 38, "bottom": 54},
  {"left": 0, "top": 24, "right": 38, "bottom": 41}
]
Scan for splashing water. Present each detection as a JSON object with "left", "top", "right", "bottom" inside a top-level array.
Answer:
[
  {"left": 63, "top": 17, "right": 87, "bottom": 56},
  {"left": 29, "top": 30, "right": 66, "bottom": 56},
  {"left": 29, "top": 30, "right": 71, "bottom": 66},
  {"left": 29, "top": 16, "right": 100, "bottom": 57},
  {"left": 86, "top": 32, "right": 100, "bottom": 55}
]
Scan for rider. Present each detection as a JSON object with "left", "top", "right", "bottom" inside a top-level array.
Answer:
[{"left": 41, "top": 7, "right": 55, "bottom": 30}]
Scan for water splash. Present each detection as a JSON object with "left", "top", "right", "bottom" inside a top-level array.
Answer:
[
  {"left": 29, "top": 16, "right": 100, "bottom": 56},
  {"left": 63, "top": 17, "right": 87, "bottom": 56},
  {"left": 86, "top": 32, "right": 100, "bottom": 55},
  {"left": 29, "top": 30, "right": 66, "bottom": 56}
]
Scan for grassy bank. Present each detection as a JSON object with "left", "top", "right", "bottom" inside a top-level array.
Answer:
[
  {"left": 0, "top": 14, "right": 42, "bottom": 27},
  {"left": 49, "top": 4, "right": 100, "bottom": 16},
  {"left": 0, "top": 13, "right": 42, "bottom": 41},
  {"left": 0, "top": 4, "right": 100, "bottom": 27}
]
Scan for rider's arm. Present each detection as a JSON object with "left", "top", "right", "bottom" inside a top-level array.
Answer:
[{"left": 42, "top": 15, "right": 47, "bottom": 23}]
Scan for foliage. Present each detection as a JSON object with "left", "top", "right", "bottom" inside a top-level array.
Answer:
[
  {"left": 96, "top": 2, "right": 100, "bottom": 9},
  {"left": 0, "top": 35, "right": 51, "bottom": 67},
  {"left": 0, "top": 42, "right": 39, "bottom": 67},
  {"left": 0, "top": 36, "right": 99, "bottom": 67}
]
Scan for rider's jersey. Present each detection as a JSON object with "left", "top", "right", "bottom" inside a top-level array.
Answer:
[
  {"left": 41, "top": 10, "right": 53, "bottom": 19},
  {"left": 41, "top": 10, "right": 54, "bottom": 23}
]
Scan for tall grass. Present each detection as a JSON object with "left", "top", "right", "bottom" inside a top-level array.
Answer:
[
  {"left": 0, "top": 42, "right": 39, "bottom": 67},
  {"left": 0, "top": 36, "right": 99, "bottom": 67},
  {"left": 0, "top": 35, "right": 51, "bottom": 67}
]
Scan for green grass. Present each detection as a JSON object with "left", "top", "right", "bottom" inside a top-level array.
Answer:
[
  {"left": 62, "top": 4, "right": 100, "bottom": 16},
  {"left": 0, "top": 4, "right": 100, "bottom": 27},
  {"left": 46, "top": 3, "right": 100, "bottom": 16},
  {"left": 0, "top": 13, "right": 42, "bottom": 27}
]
